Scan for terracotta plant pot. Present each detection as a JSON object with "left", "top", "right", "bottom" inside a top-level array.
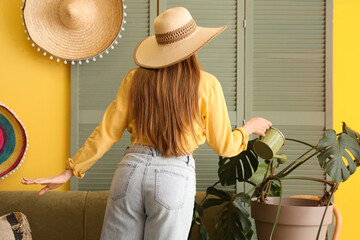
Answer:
[{"left": 251, "top": 197, "right": 333, "bottom": 240}]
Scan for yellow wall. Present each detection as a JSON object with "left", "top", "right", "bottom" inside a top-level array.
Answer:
[
  {"left": 333, "top": 0, "right": 360, "bottom": 239},
  {"left": 0, "top": 1, "right": 70, "bottom": 191},
  {"left": 0, "top": 0, "right": 359, "bottom": 239}
]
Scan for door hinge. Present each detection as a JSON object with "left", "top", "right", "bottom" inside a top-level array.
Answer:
[{"left": 243, "top": 19, "right": 247, "bottom": 29}]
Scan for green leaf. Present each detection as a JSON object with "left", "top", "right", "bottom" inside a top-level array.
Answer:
[
  {"left": 245, "top": 229, "right": 254, "bottom": 240},
  {"left": 202, "top": 198, "right": 225, "bottom": 210},
  {"left": 206, "top": 186, "right": 232, "bottom": 200},
  {"left": 235, "top": 192, "right": 252, "bottom": 205},
  {"left": 343, "top": 122, "right": 360, "bottom": 145},
  {"left": 269, "top": 180, "right": 281, "bottom": 197},
  {"left": 233, "top": 199, "right": 251, "bottom": 232},
  {"left": 249, "top": 162, "right": 281, "bottom": 197},
  {"left": 317, "top": 129, "right": 360, "bottom": 182},
  {"left": 189, "top": 202, "right": 209, "bottom": 240},
  {"left": 249, "top": 162, "right": 268, "bottom": 185},
  {"left": 194, "top": 201, "right": 204, "bottom": 217},
  {"left": 198, "top": 219, "right": 209, "bottom": 240},
  {"left": 218, "top": 139, "right": 258, "bottom": 186},
  {"left": 212, "top": 195, "right": 253, "bottom": 240}
]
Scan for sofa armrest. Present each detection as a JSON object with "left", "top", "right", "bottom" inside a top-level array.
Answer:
[{"left": 0, "top": 191, "right": 87, "bottom": 240}]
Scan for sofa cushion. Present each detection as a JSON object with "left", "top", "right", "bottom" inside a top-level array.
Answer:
[
  {"left": 83, "top": 191, "right": 109, "bottom": 240},
  {"left": 0, "top": 191, "right": 87, "bottom": 240}
]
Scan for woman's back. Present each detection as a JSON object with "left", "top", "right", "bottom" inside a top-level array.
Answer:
[
  {"left": 127, "top": 63, "right": 249, "bottom": 158},
  {"left": 129, "top": 54, "right": 202, "bottom": 157}
]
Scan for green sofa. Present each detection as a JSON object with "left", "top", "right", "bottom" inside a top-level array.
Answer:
[{"left": 0, "top": 191, "right": 218, "bottom": 240}]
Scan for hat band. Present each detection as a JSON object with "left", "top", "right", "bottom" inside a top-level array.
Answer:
[{"left": 155, "top": 19, "right": 197, "bottom": 45}]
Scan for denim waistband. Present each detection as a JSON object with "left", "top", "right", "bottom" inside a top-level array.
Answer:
[{"left": 124, "top": 144, "right": 194, "bottom": 168}]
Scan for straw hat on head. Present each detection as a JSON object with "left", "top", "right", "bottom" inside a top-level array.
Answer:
[
  {"left": 134, "top": 7, "right": 226, "bottom": 69},
  {"left": 22, "top": 0, "right": 125, "bottom": 63}
]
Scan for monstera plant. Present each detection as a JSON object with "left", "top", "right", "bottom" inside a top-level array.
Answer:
[{"left": 190, "top": 122, "right": 360, "bottom": 240}]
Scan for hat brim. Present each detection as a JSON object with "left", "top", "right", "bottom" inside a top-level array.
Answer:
[
  {"left": 23, "top": 0, "right": 123, "bottom": 60},
  {"left": 133, "top": 26, "right": 226, "bottom": 69},
  {"left": 0, "top": 105, "right": 27, "bottom": 179}
]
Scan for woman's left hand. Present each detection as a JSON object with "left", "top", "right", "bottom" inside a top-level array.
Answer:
[{"left": 21, "top": 169, "right": 74, "bottom": 196}]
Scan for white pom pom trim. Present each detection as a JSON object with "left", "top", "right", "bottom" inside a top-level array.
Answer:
[
  {"left": 21, "top": 1, "right": 127, "bottom": 64},
  {"left": 0, "top": 102, "right": 29, "bottom": 181}
]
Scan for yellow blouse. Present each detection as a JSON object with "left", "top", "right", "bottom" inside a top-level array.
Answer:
[{"left": 66, "top": 69, "right": 249, "bottom": 179}]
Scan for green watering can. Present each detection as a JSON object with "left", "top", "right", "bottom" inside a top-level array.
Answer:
[{"left": 253, "top": 127, "right": 285, "bottom": 160}]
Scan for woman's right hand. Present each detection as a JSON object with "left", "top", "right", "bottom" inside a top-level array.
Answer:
[
  {"left": 243, "top": 117, "right": 272, "bottom": 137},
  {"left": 21, "top": 169, "right": 74, "bottom": 196}
]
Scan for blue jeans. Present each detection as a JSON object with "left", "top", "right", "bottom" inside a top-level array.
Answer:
[{"left": 100, "top": 145, "right": 196, "bottom": 240}]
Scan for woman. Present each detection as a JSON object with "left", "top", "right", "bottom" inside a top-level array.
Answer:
[{"left": 22, "top": 7, "right": 271, "bottom": 239}]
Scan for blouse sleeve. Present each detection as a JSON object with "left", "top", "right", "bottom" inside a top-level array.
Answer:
[
  {"left": 203, "top": 78, "right": 249, "bottom": 157},
  {"left": 65, "top": 70, "right": 135, "bottom": 179}
]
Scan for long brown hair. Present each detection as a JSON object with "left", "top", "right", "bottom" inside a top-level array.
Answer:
[{"left": 129, "top": 54, "right": 203, "bottom": 157}]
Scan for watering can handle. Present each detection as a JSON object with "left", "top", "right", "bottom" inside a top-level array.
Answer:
[{"left": 290, "top": 195, "right": 341, "bottom": 240}]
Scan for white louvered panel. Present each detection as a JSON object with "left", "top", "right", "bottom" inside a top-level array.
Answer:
[
  {"left": 193, "top": 143, "right": 228, "bottom": 191},
  {"left": 79, "top": 0, "right": 150, "bottom": 110},
  {"left": 272, "top": 125, "right": 326, "bottom": 197},
  {"left": 167, "top": 0, "right": 238, "bottom": 112},
  {"left": 74, "top": 0, "right": 150, "bottom": 191},
  {"left": 253, "top": 0, "right": 326, "bottom": 113}
]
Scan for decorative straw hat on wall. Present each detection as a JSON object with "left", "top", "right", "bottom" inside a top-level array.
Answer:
[
  {"left": 134, "top": 7, "right": 226, "bottom": 69},
  {"left": 0, "top": 102, "right": 28, "bottom": 180},
  {"left": 22, "top": 0, "right": 126, "bottom": 65}
]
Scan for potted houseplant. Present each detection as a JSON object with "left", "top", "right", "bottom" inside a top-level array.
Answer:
[{"left": 189, "top": 122, "right": 360, "bottom": 240}]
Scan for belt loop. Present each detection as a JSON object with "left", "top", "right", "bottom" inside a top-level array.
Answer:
[{"left": 151, "top": 147, "right": 157, "bottom": 157}]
